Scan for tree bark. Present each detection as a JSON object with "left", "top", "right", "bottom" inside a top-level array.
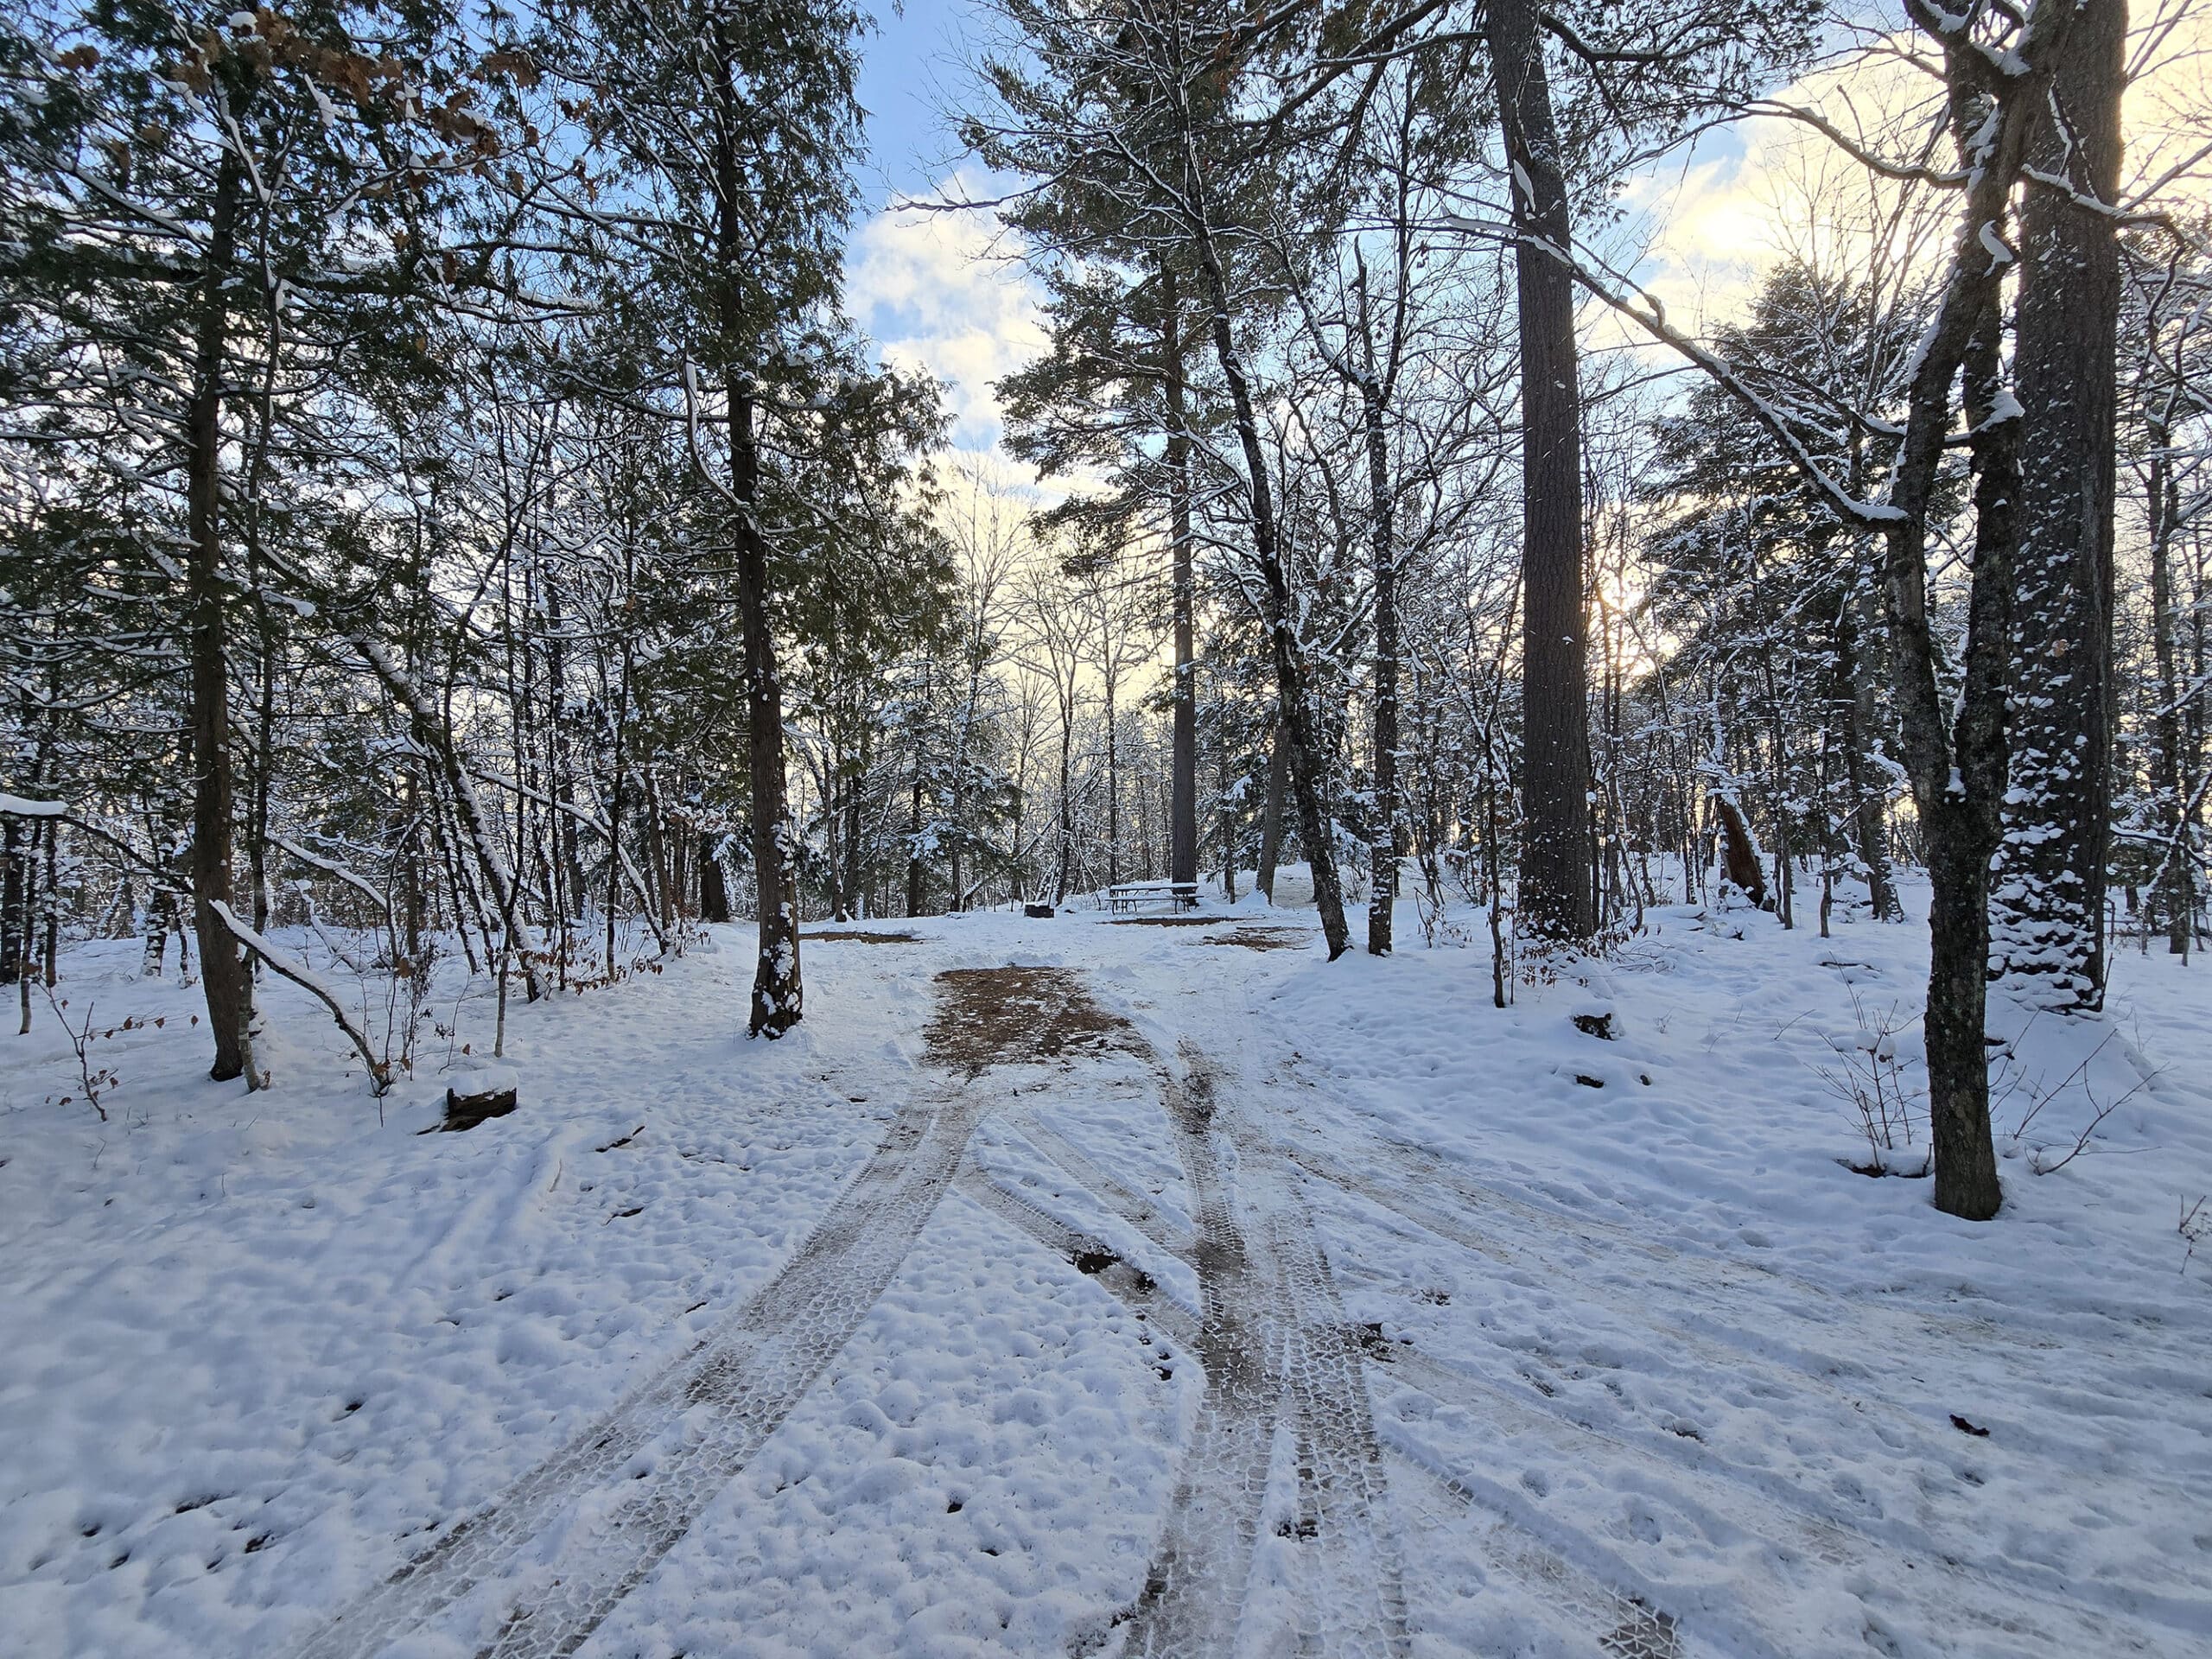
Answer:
[
  {"left": 1162, "top": 264, "right": 1199, "bottom": 891},
  {"left": 0, "top": 817, "right": 20, "bottom": 985},
  {"left": 1896, "top": 286, "right": 2016, "bottom": 1223},
  {"left": 700, "top": 830, "right": 731, "bottom": 923},
  {"left": 906, "top": 699, "right": 927, "bottom": 918},
  {"left": 732, "top": 383, "right": 803, "bottom": 1035},
  {"left": 1486, "top": 0, "right": 1592, "bottom": 944},
  {"left": 186, "top": 151, "right": 256, "bottom": 1084},
  {"left": 1990, "top": 0, "right": 2126, "bottom": 1011},
  {"left": 1257, "top": 717, "right": 1287, "bottom": 902},
  {"left": 1104, "top": 663, "right": 1121, "bottom": 887}
]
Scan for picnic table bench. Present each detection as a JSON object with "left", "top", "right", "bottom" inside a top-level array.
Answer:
[{"left": 1108, "top": 880, "right": 1200, "bottom": 914}]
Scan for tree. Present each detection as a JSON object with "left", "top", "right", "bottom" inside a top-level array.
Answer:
[
  {"left": 1560, "top": 0, "right": 2087, "bottom": 1218},
  {"left": 537, "top": 0, "right": 880, "bottom": 1034},
  {"left": 971, "top": 0, "right": 1357, "bottom": 956},
  {"left": 1484, "top": 0, "right": 1592, "bottom": 944},
  {"left": 1990, "top": 0, "right": 2127, "bottom": 1012}
]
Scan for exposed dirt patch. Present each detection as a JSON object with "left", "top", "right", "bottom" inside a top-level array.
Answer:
[
  {"left": 1107, "top": 915, "right": 1217, "bottom": 927},
  {"left": 922, "top": 966, "right": 1140, "bottom": 1074},
  {"left": 1204, "top": 928, "right": 1310, "bottom": 952},
  {"left": 804, "top": 930, "right": 918, "bottom": 944}
]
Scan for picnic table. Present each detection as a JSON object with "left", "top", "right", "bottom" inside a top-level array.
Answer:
[{"left": 1108, "top": 880, "right": 1200, "bottom": 914}]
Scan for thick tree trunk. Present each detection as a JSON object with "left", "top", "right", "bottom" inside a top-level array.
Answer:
[
  {"left": 731, "top": 385, "right": 803, "bottom": 1036},
  {"left": 1990, "top": 0, "right": 2126, "bottom": 1011},
  {"left": 1162, "top": 265, "right": 1198, "bottom": 891},
  {"left": 186, "top": 154, "right": 255, "bottom": 1084},
  {"left": 1486, "top": 0, "right": 1592, "bottom": 944},
  {"left": 1924, "top": 810, "right": 2003, "bottom": 1215},
  {"left": 1895, "top": 293, "right": 2016, "bottom": 1224}
]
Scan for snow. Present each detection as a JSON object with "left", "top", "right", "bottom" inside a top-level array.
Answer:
[
  {"left": 0, "top": 793, "right": 65, "bottom": 817},
  {"left": 2, "top": 883, "right": 2209, "bottom": 1656}
]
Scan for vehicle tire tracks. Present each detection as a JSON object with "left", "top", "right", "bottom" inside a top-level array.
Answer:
[
  {"left": 295, "top": 966, "right": 1128, "bottom": 1659},
  {"left": 1107, "top": 1047, "right": 1409, "bottom": 1659},
  {"left": 290, "top": 1087, "right": 980, "bottom": 1659},
  {"left": 1006, "top": 1052, "right": 2199, "bottom": 1656}
]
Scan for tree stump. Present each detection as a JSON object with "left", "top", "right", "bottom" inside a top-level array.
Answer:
[{"left": 1024, "top": 903, "right": 1055, "bottom": 918}]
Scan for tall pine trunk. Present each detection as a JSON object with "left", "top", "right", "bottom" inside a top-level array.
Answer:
[
  {"left": 1991, "top": 0, "right": 2125, "bottom": 1011},
  {"left": 186, "top": 153, "right": 256, "bottom": 1084},
  {"left": 1485, "top": 0, "right": 1592, "bottom": 944}
]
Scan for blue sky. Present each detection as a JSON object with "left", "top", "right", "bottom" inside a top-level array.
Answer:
[{"left": 854, "top": 0, "right": 975, "bottom": 210}]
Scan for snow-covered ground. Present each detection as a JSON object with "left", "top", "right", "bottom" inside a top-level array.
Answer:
[{"left": 2, "top": 881, "right": 2208, "bottom": 1657}]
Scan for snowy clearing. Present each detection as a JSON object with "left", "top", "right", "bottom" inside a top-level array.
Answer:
[{"left": 3, "top": 888, "right": 2209, "bottom": 1658}]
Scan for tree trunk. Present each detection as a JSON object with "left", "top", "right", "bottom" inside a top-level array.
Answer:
[
  {"left": 700, "top": 831, "right": 731, "bottom": 923},
  {"left": 1361, "top": 369, "right": 1399, "bottom": 955},
  {"left": 0, "top": 817, "right": 20, "bottom": 986},
  {"left": 731, "top": 383, "right": 803, "bottom": 1036},
  {"left": 186, "top": 153, "right": 255, "bottom": 1084},
  {"left": 1893, "top": 289, "right": 2017, "bottom": 1224},
  {"left": 1057, "top": 692, "right": 1075, "bottom": 902},
  {"left": 1836, "top": 562, "right": 1903, "bottom": 921},
  {"left": 1257, "top": 718, "right": 1287, "bottom": 902},
  {"left": 906, "top": 722, "right": 926, "bottom": 918},
  {"left": 1217, "top": 702, "right": 1239, "bottom": 903},
  {"left": 2146, "top": 410, "right": 2192, "bottom": 953},
  {"left": 1104, "top": 671, "right": 1121, "bottom": 887},
  {"left": 1991, "top": 0, "right": 2125, "bottom": 1012},
  {"left": 1925, "top": 804, "right": 2004, "bottom": 1217},
  {"left": 1163, "top": 264, "right": 1199, "bottom": 892},
  {"left": 1486, "top": 0, "right": 1592, "bottom": 944},
  {"left": 1181, "top": 184, "right": 1349, "bottom": 956}
]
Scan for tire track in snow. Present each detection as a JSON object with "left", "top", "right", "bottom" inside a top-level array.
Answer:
[
  {"left": 289, "top": 1088, "right": 976, "bottom": 1659},
  {"left": 1009, "top": 1053, "right": 2192, "bottom": 1657},
  {"left": 1372, "top": 1338, "right": 2202, "bottom": 1656},
  {"left": 293, "top": 967, "right": 1122, "bottom": 1659},
  {"left": 984, "top": 1087, "right": 1726, "bottom": 1658},
  {"left": 1109, "top": 1049, "right": 1409, "bottom": 1659},
  {"left": 1290, "top": 1135, "right": 2212, "bottom": 1635},
  {"left": 979, "top": 1130, "right": 1710, "bottom": 1659},
  {"left": 1270, "top": 1065, "right": 2120, "bottom": 1364},
  {"left": 1004, "top": 1111, "right": 1196, "bottom": 1259},
  {"left": 952, "top": 1164, "right": 1198, "bottom": 1347},
  {"left": 1388, "top": 1458, "right": 1697, "bottom": 1659}
]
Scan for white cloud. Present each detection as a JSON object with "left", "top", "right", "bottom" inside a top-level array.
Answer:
[{"left": 846, "top": 176, "right": 1048, "bottom": 461}]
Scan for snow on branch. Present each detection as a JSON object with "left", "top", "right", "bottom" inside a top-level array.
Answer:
[{"left": 207, "top": 901, "right": 391, "bottom": 1095}]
